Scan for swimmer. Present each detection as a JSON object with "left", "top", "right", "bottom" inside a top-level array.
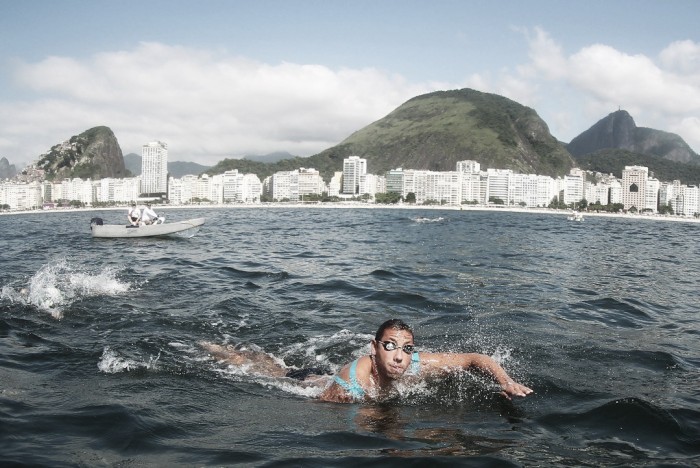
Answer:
[{"left": 201, "top": 319, "right": 533, "bottom": 403}]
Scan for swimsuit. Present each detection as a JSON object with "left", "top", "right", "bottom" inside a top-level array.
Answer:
[{"left": 334, "top": 353, "right": 420, "bottom": 399}]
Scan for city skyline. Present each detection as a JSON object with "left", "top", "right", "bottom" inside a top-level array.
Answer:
[
  {"left": 1, "top": 1, "right": 699, "bottom": 169},
  {"left": 4, "top": 152, "right": 699, "bottom": 218}
]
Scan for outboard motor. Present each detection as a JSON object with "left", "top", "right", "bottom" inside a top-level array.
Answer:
[{"left": 90, "top": 217, "right": 104, "bottom": 229}]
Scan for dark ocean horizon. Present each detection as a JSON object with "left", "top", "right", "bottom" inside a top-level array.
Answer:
[{"left": 1, "top": 207, "right": 698, "bottom": 466}]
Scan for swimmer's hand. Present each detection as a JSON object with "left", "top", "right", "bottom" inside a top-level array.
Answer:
[{"left": 500, "top": 380, "right": 533, "bottom": 400}]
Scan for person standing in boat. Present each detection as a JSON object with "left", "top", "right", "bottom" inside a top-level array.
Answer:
[
  {"left": 127, "top": 203, "right": 141, "bottom": 226},
  {"left": 140, "top": 203, "right": 161, "bottom": 225}
]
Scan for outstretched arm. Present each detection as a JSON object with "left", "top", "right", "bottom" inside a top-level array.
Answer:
[
  {"left": 419, "top": 352, "right": 533, "bottom": 399},
  {"left": 200, "top": 341, "right": 288, "bottom": 377}
]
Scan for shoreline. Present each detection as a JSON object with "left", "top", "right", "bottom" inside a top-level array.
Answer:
[{"left": 2, "top": 202, "right": 699, "bottom": 224}]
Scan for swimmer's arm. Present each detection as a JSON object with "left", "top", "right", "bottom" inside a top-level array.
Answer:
[
  {"left": 418, "top": 352, "right": 533, "bottom": 399},
  {"left": 318, "top": 365, "right": 355, "bottom": 403},
  {"left": 318, "top": 382, "right": 355, "bottom": 403},
  {"left": 318, "top": 360, "right": 371, "bottom": 404}
]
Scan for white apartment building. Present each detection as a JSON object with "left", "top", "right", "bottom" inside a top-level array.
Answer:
[
  {"left": 240, "top": 174, "right": 262, "bottom": 202},
  {"left": 621, "top": 165, "right": 648, "bottom": 211},
  {"left": 298, "top": 168, "right": 326, "bottom": 199},
  {"left": 385, "top": 168, "right": 405, "bottom": 195},
  {"left": 213, "top": 175, "right": 227, "bottom": 204},
  {"left": 328, "top": 172, "right": 343, "bottom": 197},
  {"left": 461, "top": 172, "right": 483, "bottom": 204},
  {"left": 266, "top": 171, "right": 299, "bottom": 201},
  {"left": 96, "top": 178, "right": 115, "bottom": 203},
  {"left": 563, "top": 173, "right": 584, "bottom": 206},
  {"left": 363, "top": 173, "right": 386, "bottom": 199},
  {"left": 113, "top": 177, "right": 141, "bottom": 203},
  {"left": 645, "top": 178, "right": 660, "bottom": 213},
  {"left": 513, "top": 174, "right": 553, "bottom": 207},
  {"left": 609, "top": 179, "right": 622, "bottom": 205},
  {"left": 426, "top": 171, "right": 460, "bottom": 204},
  {"left": 485, "top": 169, "right": 514, "bottom": 204},
  {"left": 195, "top": 174, "right": 212, "bottom": 201},
  {"left": 457, "top": 160, "right": 481, "bottom": 173},
  {"left": 342, "top": 156, "right": 367, "bottom": 195},
  {"left": 141, "top": 141, "right": 168, "bottom": 195},
  {"left": 658, "top": 182, "right": 674, "bottom": 209},
  {"left": 678, "top": 185, "right": 699, "bottom": 216},
  {"left": 168, "top": 175, "right": 198, "bottom": 205},
  {"left": 585, "top": 181, "right": 609, "bottom": 205},
  {"left": 0, "top": 182, "right": 42, "bottom": 210},
  {"left": 669, "top": 180, "right": 684, "bottom": 214},
  {"left": 456, "top": 160, "right": 483, "bottom": 204}
]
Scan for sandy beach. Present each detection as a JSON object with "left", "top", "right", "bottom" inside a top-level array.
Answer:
[{"left": 2, "top": 202, "right": 699, "bottom": 224}]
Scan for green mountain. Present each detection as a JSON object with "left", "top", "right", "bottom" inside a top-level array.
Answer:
[
  {"left": 208, "top": 88, "right": 575, "bottom": 180},
  {"left": 320, "top": 88, "right": 574, "bottom": 176},
  {"left": 36, "top": 126, "right": 128, "bottom": 181}
]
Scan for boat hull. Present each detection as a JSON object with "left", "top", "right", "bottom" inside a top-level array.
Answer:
[{"left": 91, "top": 218, "right": 206, "bottom": 238}]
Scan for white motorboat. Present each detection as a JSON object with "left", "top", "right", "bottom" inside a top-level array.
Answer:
[
  {"left": 567, "top": 211, "right": 584, "bottom": 222},
  {"left": 90, "top": 217, "right": 205, "bottom": 238}
]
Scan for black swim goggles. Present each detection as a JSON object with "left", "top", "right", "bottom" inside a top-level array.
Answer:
[{"left": 376, "top": 340, "right": 415, "bottom": 354}]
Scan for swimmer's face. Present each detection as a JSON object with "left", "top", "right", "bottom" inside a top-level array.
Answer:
[{"left": 371, "top": 328, "right": 415, "bottom": 380}]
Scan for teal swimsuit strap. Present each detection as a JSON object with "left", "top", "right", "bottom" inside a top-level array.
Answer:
[
  {"left": 410, "top": 352, "right": 420, "bottom": 373},
  {"left": 333, "top": 359, "right": 365, "bottom": 398}
]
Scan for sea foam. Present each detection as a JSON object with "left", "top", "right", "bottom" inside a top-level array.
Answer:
[{"left": 2, "top": 259, "right": 131, "bottom": 319}]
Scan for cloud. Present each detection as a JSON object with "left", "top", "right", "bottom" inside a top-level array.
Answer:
[
  {"left": 659, "top": 40, "right": 700, "bottom": 75},
  {"left": 514, "top": 30, "right": 700, "bottom": 150},
  {"left": 3, "top": 42, "right": 429, "bottom": 166},
  {"left": 3, "top": 34, "right": 700, "bottom": 169}
]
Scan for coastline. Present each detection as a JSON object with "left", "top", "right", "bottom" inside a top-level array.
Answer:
[{"left": 2, "top": 202, "right": 699, "bottom": 224}]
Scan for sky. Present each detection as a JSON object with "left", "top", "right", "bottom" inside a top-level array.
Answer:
[{"left": 1, "top": 0, "right": 699, "bottom": 168}]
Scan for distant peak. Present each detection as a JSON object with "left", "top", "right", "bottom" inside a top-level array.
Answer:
[{"left": 608, "top": 109, "right": 635, "bottom": 126}]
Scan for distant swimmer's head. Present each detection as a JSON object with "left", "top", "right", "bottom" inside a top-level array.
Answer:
[{"left": 371, "top": 319, "right": 415, "bottom": 380}]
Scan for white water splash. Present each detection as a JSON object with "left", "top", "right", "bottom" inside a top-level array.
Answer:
[
  {"left": 412, "top": 216, "right": 446, "bottom": 223},
  {"left": 97, "top": 346, "right": 160, "bottom": 373},
  {"left": 491, "top": 346, "right": 512, "bottom": 365},
  {"left": 1, "top": 259, "right": 131, "bottom": 319}
]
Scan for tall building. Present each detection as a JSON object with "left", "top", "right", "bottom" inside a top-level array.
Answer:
[
  {"left": 141, "top": 141, "right": 168, "bottom": 195},
  {"left": 621, "top": 165, "right": 648, "bottom": 211},
  {"left": 342, "top": 156, "right": 367, "bottom": 195}
]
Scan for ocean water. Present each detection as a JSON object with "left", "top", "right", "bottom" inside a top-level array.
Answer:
[{"left": 1, "top": 207, "right": 698, "bottom": 466}]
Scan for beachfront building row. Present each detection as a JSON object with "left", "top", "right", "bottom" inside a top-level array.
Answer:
[{"left": 1, "top": 158, "right": 698, "bottom": 216}]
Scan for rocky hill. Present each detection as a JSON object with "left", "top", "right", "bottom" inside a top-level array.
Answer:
[
  {"left": 36, "top": 126, "right": 128, "bottom": 181},
  {"left": 0, "top": 157, "right": 17, "bottom": 180},
  {"left": 567, "top": 110, "right": 700, "bottom": 164},
  {"left": 209, "top": 88, "right": 575, "bottom": 180}
]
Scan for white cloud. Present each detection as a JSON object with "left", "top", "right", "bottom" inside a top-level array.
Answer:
[
  {"left": 3, "top": 34, "right": 700, "bottom": 170},
  {"left": 517, "top": 30, "right": 700, "bottom": 151},
  {"left": 525, "top": 27, "right": 567, "bottom": 80},
  {"left": 659, "top": 40, "right": 700, "bottom": 75},
  {"left": 3, "top": 42, "right": 429, "bottom": 167}
]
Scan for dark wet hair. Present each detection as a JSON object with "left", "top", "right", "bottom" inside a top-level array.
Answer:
[{"left": 375, "top": 319, "right": 414, "bottom": 341}]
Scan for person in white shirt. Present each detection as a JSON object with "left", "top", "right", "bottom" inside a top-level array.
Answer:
[
  {"left": 127, "top": 203, "right": 141, "bottom": 226},
  {"left": 140, "top": 203, "right": 161, "bottom": 225}
]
